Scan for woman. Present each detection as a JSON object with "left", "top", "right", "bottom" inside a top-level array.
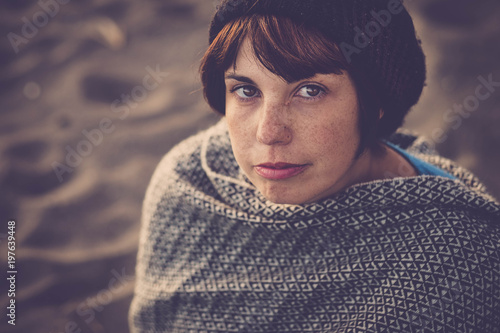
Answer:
[{"left": 130, "top": 0, "right": 500, "bottom": 332}]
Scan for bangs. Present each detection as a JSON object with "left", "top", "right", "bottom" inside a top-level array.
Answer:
[
  {"left": 246, "top": 15, "right": 347, "bottom": 82},
  {"left": 223, "top": 15, "right": 347, "bottom": 82},
  {"left": 200, "top": 14, "right": 348, "bottom": 114}
]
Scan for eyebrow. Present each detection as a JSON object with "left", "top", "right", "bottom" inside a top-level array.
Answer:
[{"left": 224, "top": 74, "right": 256, "bottom": 85}]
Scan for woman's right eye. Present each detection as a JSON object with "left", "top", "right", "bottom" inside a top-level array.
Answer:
[{"left": 232, "top": 86, "right": 259, "bottom": 99}]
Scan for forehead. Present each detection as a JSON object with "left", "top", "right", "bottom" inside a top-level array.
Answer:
[
  {"left": 226, "top": 37, "right": 352, "bottom": 90},
  {"left": 226, "top": 38, "right": 271, "bottom": 75}
]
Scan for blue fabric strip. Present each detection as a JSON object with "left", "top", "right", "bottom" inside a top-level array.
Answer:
[{"left": 385, "top": 142, "right": 457, "bottom": 180}]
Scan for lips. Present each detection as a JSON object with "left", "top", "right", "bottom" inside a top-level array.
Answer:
[{"left": 254, "top": 163, "right": 309, "bottom": 180}]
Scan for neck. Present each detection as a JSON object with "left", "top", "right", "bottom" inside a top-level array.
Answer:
[{"left": 364, "top": 142, "right": 418, "bottom": 181}]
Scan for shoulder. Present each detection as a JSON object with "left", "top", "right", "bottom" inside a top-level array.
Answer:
[
  {"left": 388, "top": 130, "right": 498, "bottom": 201},
  {"left": 132, "top": 122, "right": 221, "bottom": 295},
  {"left": 142, "top": 120, "right": 229, "bottom": 218},
  {"left": 137, "top": 119, "right": 236, "bottom": 250}
]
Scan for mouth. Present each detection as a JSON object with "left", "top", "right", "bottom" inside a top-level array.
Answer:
[{"left": 254, "top": 162, "right": 309, "bottom": 180}]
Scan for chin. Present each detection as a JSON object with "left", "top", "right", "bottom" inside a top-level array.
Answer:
[
  {"left": 259, "top": 188, "right": 309, "bottom": 205},
  {"left": 266, "top": 197, "right": 305, "bottom": 205}
]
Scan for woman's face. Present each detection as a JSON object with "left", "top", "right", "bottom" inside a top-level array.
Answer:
[{"left": 224, "top": 38, "right": 371, "bottom": 204}]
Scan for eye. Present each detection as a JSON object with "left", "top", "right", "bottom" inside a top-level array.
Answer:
[
  {"left": 233, "top": 86, "right": 259, "bottom": 99},
  {"left": 296, "top": 85, "right": 324, "bottom": 99}
]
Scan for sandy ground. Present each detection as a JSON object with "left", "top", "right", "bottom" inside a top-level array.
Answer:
[{"left": 0, "top": 0, "right": 498, "bottom": 332}]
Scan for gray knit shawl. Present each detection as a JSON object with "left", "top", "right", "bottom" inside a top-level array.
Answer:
[{"left": 130, "top": 120, "right": 500, "bottom": 333}]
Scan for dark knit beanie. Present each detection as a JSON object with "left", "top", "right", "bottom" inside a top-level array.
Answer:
[{"left": 209, "top": 0, "right": 426, "bottom": 138}]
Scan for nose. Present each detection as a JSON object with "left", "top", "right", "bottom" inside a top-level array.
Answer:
[{"left": 256, "top": 102, "right": 292, "bottom": 146}]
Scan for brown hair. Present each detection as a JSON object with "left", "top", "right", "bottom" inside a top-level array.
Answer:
[{"left": 200, "top": 15, "right": 382, "bottom": 150}]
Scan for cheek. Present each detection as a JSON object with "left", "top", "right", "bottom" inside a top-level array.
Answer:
[
  {"left": 225, "top": 97, "right": 262, "bottom": 151},
  {"left": 226, "top": 98, "right": 252, "bottom": 135},
  {"left": 226, "top": 111, "right": 254, "bottom": 163},
  {"left": 306, "top": 108, "right": 361, "bottom": 158}
]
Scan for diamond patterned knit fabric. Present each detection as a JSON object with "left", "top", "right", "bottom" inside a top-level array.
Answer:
[{"left": 129, "top": 120, "right": 500, "bottom": 333}]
